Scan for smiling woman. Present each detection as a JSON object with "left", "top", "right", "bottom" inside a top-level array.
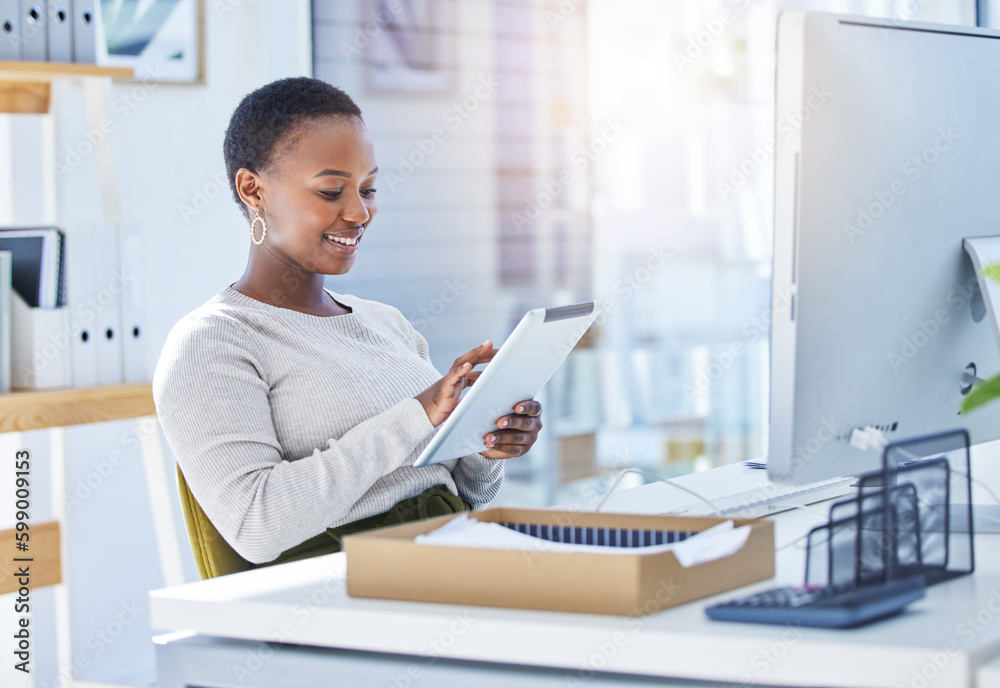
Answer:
[{"left": 151, "top": 77, "right": 543, "bottom": 573}]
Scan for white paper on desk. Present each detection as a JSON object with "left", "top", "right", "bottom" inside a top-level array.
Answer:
[{"left": 415, "top": 515, "right": 750, "bottom": 567}]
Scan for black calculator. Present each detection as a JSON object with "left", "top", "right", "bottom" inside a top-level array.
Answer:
[{"left": 705, "top": 575, "right": 926, "bottom": 628}]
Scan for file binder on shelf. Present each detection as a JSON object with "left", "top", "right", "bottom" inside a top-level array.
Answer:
[
  {"left": 119, "top": 222, "right": 150, "bottom": 383},
  {"left": 1, "top": 250, "right": 12, "bottom": 393},
  {"left": 46, "top": 2, "right": 72, "bottom": 62},
  {"left": 19, "top": 0, "right": 47, "bottom": 61},
  {"left": 0, "top": 0, "right": 21, "bottom": 60},
  {"left": 93, "top": 222, "right": 122, "bottom": 385},
  {"left": 71, "top": 0, "right": 98, "bottom": 63},
  {"left": 65, "top": 223, "right": 98, "bottom": 387}
]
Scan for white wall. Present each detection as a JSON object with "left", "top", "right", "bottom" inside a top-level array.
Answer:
[
  {"left": 311, "top": 0, "right": 588, "bottom": 373},
  {"left": 311, "top": 0, "right": 592, "bottom": 501},
  {"left": 313, "top": 0, "right": 502, "bottom": 373},
  {"left": 0, "top": 2, "right": 312, "bottom": 686}
]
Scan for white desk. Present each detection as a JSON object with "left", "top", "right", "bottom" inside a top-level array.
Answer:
[{"left": 149, "top": 465, "right": 1000, "bottom": 688}]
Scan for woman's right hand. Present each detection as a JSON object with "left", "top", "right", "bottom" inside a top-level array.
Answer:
[{"left": 415, "top": 340, "right": 496, "bottom": 427}]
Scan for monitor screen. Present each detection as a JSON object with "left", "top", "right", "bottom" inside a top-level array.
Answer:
[{"left": 768, "top": 11, "right": 1000, "bottom": 484}]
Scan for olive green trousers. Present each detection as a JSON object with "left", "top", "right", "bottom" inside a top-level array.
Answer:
[{"left": 251, "top": 484, "right": 471, "bottom": 569}]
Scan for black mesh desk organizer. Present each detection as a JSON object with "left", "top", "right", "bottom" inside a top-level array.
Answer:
[
  {"left": 805, "top": 428, "right": 974, "bottom": 588},
  {"left": 706, "top": 429, "right": 973, "bottom": 627}
]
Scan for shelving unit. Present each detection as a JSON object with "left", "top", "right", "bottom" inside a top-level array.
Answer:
[
  {"left": 0, "top": 384, "right": 181, "bottom": 688},
  {"left": 0, "top": 383, "right": 181, "bottom": 687},
  {"left": 0, "top": 383, "right": 154, "bottom": 432},
  {"left": 1, "top": 62, "right": 176, "bottom": 688},
  {"left": 0, "top": 61, "right": 133, "bottom": 113}
]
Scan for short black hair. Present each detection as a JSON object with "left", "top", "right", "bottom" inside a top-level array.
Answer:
[{"left": 223, "top": 77, "right": 363, "bottom": 219}]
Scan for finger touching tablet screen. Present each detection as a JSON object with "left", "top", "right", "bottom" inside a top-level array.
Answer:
[{"left": 413, "top": 301, "right": 602, "bottom": 468}]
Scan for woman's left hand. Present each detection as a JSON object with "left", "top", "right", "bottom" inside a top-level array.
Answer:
[{"left": 480, "top": 400, "right": 543, "bottom": 460}]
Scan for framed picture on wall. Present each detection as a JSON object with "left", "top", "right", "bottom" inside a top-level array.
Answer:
[
  {"left": 100, "top": 0, "right": 205, "bottom": 83},
  {"left": 364, "top": 0, "right": 455, "bottom": 94}
]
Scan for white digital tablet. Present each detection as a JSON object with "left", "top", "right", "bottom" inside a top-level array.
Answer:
[{"left": 413, "top": 301, "right": 602, "bottom": 467}]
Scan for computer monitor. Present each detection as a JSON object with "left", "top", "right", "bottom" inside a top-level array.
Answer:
[{"left": 768, "top": 11, "right": 1000, "bottom": 485}]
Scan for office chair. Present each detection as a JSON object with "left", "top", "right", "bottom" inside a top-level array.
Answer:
[{"left": 175, "top": 464, "right": 253, "bottom": 579}]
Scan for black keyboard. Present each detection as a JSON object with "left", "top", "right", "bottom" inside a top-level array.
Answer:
[{"left": 705, "top": 575, "right": 926, "bottom": 628}]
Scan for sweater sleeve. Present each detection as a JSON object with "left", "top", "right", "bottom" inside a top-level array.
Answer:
[
  {"left": 152, "top": 315, "right": 436, "bottom": 564},
  {"left": 402, "top": 314, "right": 505, "bottom": 508},
  {"left": 451, "top": 453, "right": 504, "bottom": 508}
]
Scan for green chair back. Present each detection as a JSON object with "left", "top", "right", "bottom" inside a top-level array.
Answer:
[{"left": 175, "top": 464, "right": 252, "bottom": 579}]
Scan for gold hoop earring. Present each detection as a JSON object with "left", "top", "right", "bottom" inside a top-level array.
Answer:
[{"left": 250, "top": 207, "right": 267, "bottom": 245}]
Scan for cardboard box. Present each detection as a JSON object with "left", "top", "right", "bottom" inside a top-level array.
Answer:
[{"left": 344, "top": 507, "right": 774, "bottom": 616}]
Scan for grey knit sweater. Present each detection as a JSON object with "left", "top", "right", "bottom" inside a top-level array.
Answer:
[{"left": 152, "top": 284, "right": 504, "bottom": 564}]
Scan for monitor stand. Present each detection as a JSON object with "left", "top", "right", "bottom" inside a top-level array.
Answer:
[
  {"left": 958, "top": 238, "right": 1000, "bottom": 533},
  {"left": 963, "top": 237, "right": 1000, "bottom": 356}
]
